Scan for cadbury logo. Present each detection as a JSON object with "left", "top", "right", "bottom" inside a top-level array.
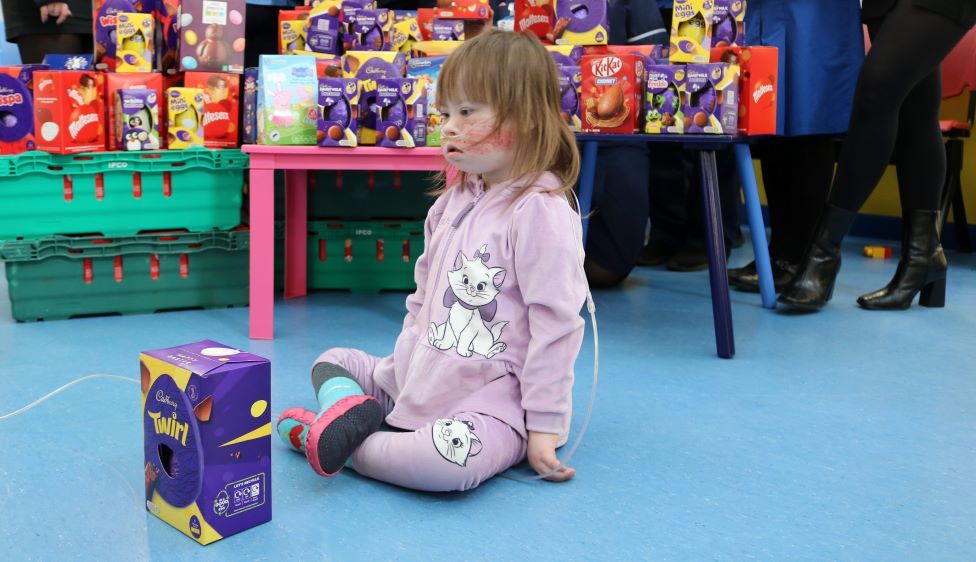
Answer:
[
  {"left": 202, "top": 111, "right": 230, "bottom": 126},
  {"left": 68, "top": 112, "right": 98, "bottom": 139},
  {"left": 590, "top": 57, "right": 623, "bottom": 78},
  {"left": 155, "top": 390, "right": 179, "bottom": 408},
  {"left": 0, "top": 93, "right": 24, "bottom": 107},
  {"left": 753, "top": 83, "right": 774, "bottom": 103}
]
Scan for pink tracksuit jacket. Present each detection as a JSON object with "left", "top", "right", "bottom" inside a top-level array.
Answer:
[{"left": 370, "top": 172, "right": 588, "bottom": 443}]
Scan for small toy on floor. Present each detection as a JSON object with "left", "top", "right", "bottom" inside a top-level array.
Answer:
[{"left": 864, "top": 245, "right": 893, "bottom": 259}]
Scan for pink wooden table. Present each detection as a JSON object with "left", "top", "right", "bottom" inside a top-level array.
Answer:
[{"left": 242, "top": 145, "right": 446, "bottom": 339}]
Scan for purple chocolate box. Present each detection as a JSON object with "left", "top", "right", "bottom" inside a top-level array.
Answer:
[
  {"left": 557, "top": 65, "right": 581, "bottom": 132},
  {"left": 318, "top": 78, "right": 359, "bottom": 147},
  {"left": 644, "top": 64, "right": 683, "bottom": 133},
  {"left": 352, "top": 9, "right": 392, "bottom": 51},
  {"left": 682, "top": 63, "right": 739, "bottom": 134},
  {"left": 341, "top": 0, "right": 377, "bottom": 51},
  {"left": 118, "top": 88, "right": 161, "bottom": 150},
  {"left": 307, "top": 11, "right": 341, "bottom": 55},
  {"left": 375, "top": 78, "right": 426, "bottom": 148},
  {"left": 142, "top": 340, "right": 271, "bottom": 545},
  {"left": 242, "top": 67, "right": 258, "bottom": 144},
  {"left": 178, "top": 0, "right": 247, "bottom": 74},
  {"left": 432, "top": 19, "right": 464, "bottom": 41},
  {"left": 713, "top": 0, "right": 746, "bottom": 48}
]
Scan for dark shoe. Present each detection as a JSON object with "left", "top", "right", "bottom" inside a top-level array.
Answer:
[
  {"left": 637, "top": 239, "right": 678, "bottom": 267},
  {"left": 731, "top": 259, "right": 799, "bottom": 293},
  {"left": 857, "top": 210, "right": 948, "bottom": 310},
  {"left": 731, "top": 228, "right": 745, "bottom": 249},
  {"left": 778, "top": 204, "right": 858, "bottom": 310},
  {"left": 666, "top": 244, "right": 709, "bottom": 271}
]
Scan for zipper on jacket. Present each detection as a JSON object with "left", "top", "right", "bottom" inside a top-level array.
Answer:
[{"left": 426, "top": 189, "right": 487, "bottom": 327}]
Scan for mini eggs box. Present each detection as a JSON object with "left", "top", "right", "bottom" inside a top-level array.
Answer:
[
  {"left": 712, "top": 0, "right": 746, "bottom": 48},
  {"left": 141, "top": 340, "right": 271, "bottom": 545},
  {"left": 670, "top": 0, "right": 715, "bottom": 64},
  {"left": 185, "top": 71, "right": 241, "bottom": 148},
  {"left": 257, "top": 55, "right": 318, "bottom": 146},
  {"left": 352, "top": 9, "right": 394, "bottom": 51},
  {"left": 178, "top": 0, "right": 247, "bottom": 73},
  {"left": 406, "top": 55, "right": 445, "bottom": 146},
  {"left": 280, "top": 18, "right": 309, "bottom": 55},
  {"left": 116, "top": 12, "right": 154, "bottom": 72},
  {"left": 375, "top": 78, "right": 426, "bottom": 148},
  {"left": 93, "top": 0, "right": 153, "bottom": 71},
  {"left": 557, "top": 65, "right": 582, "bottom": 132},
  {"left": 117, "top": 88, "right": 160, "bottom": 150},
  {"left": 317, "top": 77, "right": 359, "bottom": 147},
  {"left": 33, "top": 70, "right": 106, "bottom": 154},
  {"left": 644, "top": 64, "right": 684, "bottom": 134},
  {"left": 0, "top": 65, "right": 45, "bottom": 155},
  {"left": 680, "top": 62, "right": 739, "bottom": 134},
  {"left": 166, "top": 87, "right": 205, "bottom": 149}
]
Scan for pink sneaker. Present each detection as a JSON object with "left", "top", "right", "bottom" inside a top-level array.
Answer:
[
  {"left": 305, "top": 395, "right": 383, "bottom": 477},
  {"left": 276, "top": 407, "right": 317, "bottom": 454}
]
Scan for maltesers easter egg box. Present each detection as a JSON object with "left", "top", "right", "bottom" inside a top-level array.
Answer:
[
  {"left": 141, "top": 340, "right": 271, "bottom": 545},
  {"left": 33, "top": 71, "right": 106, "bottom": 154}
]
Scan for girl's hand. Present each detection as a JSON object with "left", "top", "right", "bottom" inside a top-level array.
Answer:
[
  {"left": 527, "top": 431, "right": 576, "bottom": 482},
  {"left": 40, "top": 2, "right": 72, "bottom": 24}
]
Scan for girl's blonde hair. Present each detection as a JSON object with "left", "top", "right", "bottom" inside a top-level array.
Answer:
[{"left": 433, "top": 31, "right": 580, "bottom": 204}]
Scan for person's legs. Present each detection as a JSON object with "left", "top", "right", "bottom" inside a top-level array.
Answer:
[
  {"left": 583, "top": 143, "right": 651, "bottom": 287},
  {"left": 857, "top": 68, "right": 949, "bottom": 309},
  {"left": 640, "top": 145, "right": 691, "bottom": 266},
  {"left": 780, "top": 0, "right": 969, "bottom": 310},
  {"left": 350, "top": 412, "right": 526, "bottom": 492},
  {"left": 15, "top": 33, "right": 92, "bottom": 64}
]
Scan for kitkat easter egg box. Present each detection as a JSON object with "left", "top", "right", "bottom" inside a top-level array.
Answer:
[
  {"left": 185, "top": 71, "right": 241, "bottom": 148},
  {"left": 141, "top": 340, "right": 271, "bottom": 545},
  {"left": 257, "top": 55, "right": 318, "bottom": 145},
  {"left": 178, "top": 0, "right": 247, "bottom": 73},
  {"left": 581, "top": 53, "right": 643, "bottom": 134},
  {"left": 33, "top": 71, "right": 106, "bottom": 154}
]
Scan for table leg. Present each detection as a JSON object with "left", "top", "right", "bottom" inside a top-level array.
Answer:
[
  {"left": 733, "top": 143, "right": 776, "bottom": 309},
  {"left": 284, "top": 169, "right": 308, "bottom": 300},
  {"left": 578, "top": 140, "right": 598, "bottom": 241},
  {"left": 698, "top": 150, "right": 735, "bottom": 359},
  {"left": 250, "top": 167, "right": 275, "bottom": 339}
]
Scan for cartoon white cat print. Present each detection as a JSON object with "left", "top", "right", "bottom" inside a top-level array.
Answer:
[
  {"left": 432, "top": 417, "right": 483, "bottom": 467},
  {"left": 428, "top": 244, "right": 509, "bottom": 359}
]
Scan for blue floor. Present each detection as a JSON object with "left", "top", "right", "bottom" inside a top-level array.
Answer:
[{"left": 1, "top": 236, "right": 974, "bottom": 560}]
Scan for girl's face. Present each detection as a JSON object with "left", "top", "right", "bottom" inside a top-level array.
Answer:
[{"left": 439, "top": 97, "right": 515, "bottom": 186}]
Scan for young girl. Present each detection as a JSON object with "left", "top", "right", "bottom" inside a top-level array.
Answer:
[{"left": 276, "top": 31, "right": 589, "bottom": 492}]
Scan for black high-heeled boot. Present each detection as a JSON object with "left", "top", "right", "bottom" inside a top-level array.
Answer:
[
  {"left": 857, "top": 210, "right": 948, "bottom": 310},
  {"left": 778, "top": 204, "right": 858, "bottom": 310}
]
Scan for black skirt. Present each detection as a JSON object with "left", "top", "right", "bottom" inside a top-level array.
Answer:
[{"left": 2, "top": 0, "right": 93, "bottom": 42}]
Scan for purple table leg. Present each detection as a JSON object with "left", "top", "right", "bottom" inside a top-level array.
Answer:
[{"left": 698, "top": 150, "right": 735, "bottom": 359}]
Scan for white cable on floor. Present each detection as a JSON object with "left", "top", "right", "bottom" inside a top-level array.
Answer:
[{"left": 0, "top": 374, "right": 139, "bottom": 421}]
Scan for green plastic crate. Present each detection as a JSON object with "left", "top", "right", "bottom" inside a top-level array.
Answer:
[
  {"left": 274, "top": 220, "right": 423, "bottom": 293},
  {"left": 268, "top": 170, "right": 436, "bottom": 220},
  {"left": 0, "top": 149, "right": 247, "bottom": 240},
  {"left": 1, "top": 230, "right": 249, "bottom": 322}
]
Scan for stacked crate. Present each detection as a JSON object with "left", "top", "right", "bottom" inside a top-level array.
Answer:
[
  {"left": 0, "top": 149, "right": 249, "bottom": 321},
  {"left": 272, "top": 170, "right": 433, "bottom": 293}
]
